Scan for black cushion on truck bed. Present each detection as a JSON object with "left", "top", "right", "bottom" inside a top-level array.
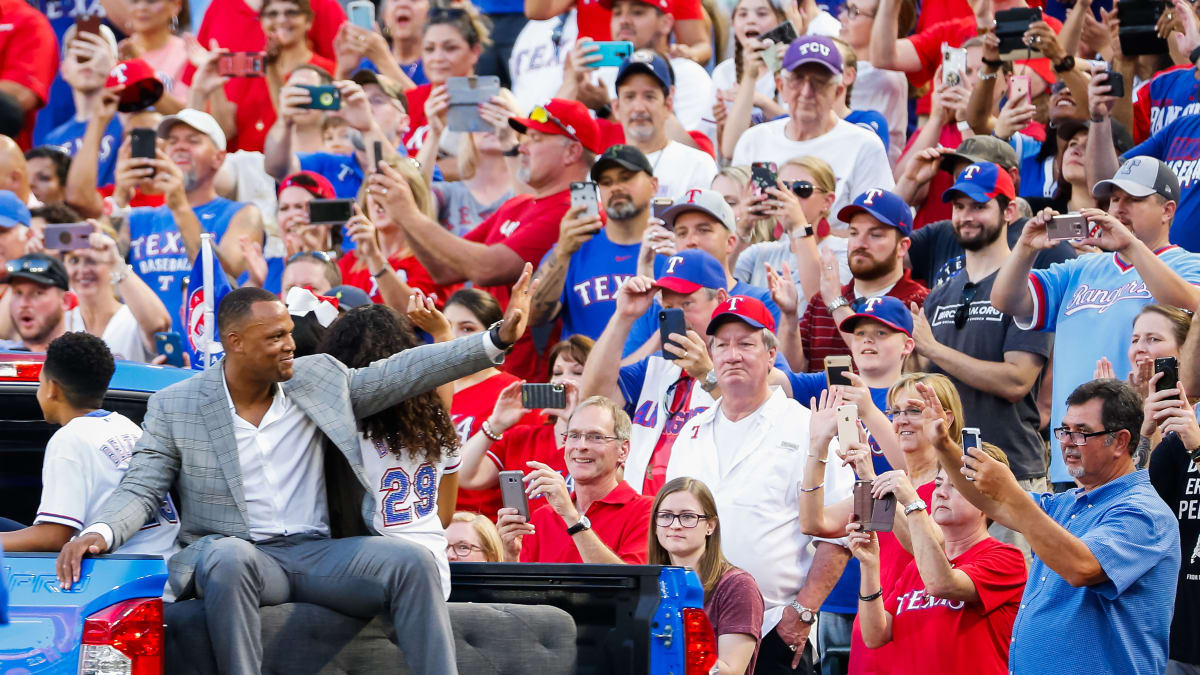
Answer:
[{"left": 164, "top": 600, "right": 577, "bottom": 674}]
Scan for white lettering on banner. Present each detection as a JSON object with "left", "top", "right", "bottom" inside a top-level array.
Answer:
[
  {"left": 1166, "top": 159, "right": 1200, "bottom": 188},
  {"left": 498, "top": 219, "right": 521, "bottom": 237},
  {"left": 893, "top": 588, "right": 966, "bottom": 615},
  {"left": 1150, "top": 103, "right": 1200, "bottom": 136},
  {"left": 1062, "top": 280, "right": 1152, "bottom": 316}
]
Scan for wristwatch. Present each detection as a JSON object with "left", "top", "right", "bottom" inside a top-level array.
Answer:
[
  {"left": 789, "top": 601, "right": 817, "bottom": 625},
  {"left": 567, "top": 514, "right": 591, "bottom": 535},
  {"left": 825, "top": 296, "right": 851, "bottom": 314},
  {"left": 903, "top": 499, "right": 928, "bottom": 516},
  {"left": 1053, "top": 55, "right": 1076, "bottom": 73},
  {"left": 1190, "top": 44, "right": 1200, "bottom": 66},
  {"left": 487, "top": 320, "right": 515, "bottom": 352},
  {"left": 1189, "top": 445, "right": 1200, "bottom": 464},
  {"left": 700, "top": 370, "right": 719, "bottom": 393}
]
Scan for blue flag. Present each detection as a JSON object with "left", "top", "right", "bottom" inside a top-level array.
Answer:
[{"left": 184, "top": 235, "right": 233, "bottom": 370}]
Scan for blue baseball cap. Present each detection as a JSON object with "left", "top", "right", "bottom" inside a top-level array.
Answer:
[
  {"left": 836, "top": 189, "right": 913, "bottom": 236},
  {"left": 615, "top": 49, "right": 674, "bottom": 96},
  {"left": 837, "top": 296, "right": 913, "bottom": 337},
  {"left": 942, "top": 161, "right": 1016, "bottom": 204},
  {"left": 0, "top": 190, "right": 30, "bottom": 229},
  {"left": 655, "top": 249, "right": 727, "bottom": 294}
]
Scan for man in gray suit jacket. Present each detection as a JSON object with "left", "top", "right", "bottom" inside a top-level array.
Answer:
[{"left": 56, "top": 266, "right": 539, "bottom": 674}]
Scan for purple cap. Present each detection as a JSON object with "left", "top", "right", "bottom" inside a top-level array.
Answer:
[
  {"left": 836, "top": 188, "right": 913, "bottom": 236},
  {"left": 781, "top": 36, "right": 842, "bottom": 75},
  {"left": 838, "top": 296, "right": 913, "bottom": 337}
]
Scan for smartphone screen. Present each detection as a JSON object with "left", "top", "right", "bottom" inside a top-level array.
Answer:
[
  {"left": 961, "top": 427, "right": 982, "bottom": 455},
  {"left": 1155, "top": 357, "right": 1179, "bottom": 393},
  {"left": 658, "top": 308, "right": 687, "bottom": 360},
  {"left": 825, "top": 355, "right": 852, "bottom": 387},
  {"left": 307, "top": 198, "right": 354, "bottom": 224},
  {"left": 750, "top": 162, "right": 777, "bottom": 192},
  {"left": 373, "top": 141, "right": 383, "bottom": 172}
]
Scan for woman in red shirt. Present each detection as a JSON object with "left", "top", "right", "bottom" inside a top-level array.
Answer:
[
  {"left": 849, "top": 448, "right": 1026, "bottom": 675},
  {"left": 340, "top": 156, "right": 458, "bottom": 306},
  {"left": 648, "top": 477, "right": 764, "bottom": 675}
]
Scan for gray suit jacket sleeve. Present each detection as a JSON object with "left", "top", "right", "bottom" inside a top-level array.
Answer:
[
  {"left": 348, "top": 333, "right": 496, "bottom": 420},
  {"left": 94, "top": 392, "right": 182, "bottom": 550}
]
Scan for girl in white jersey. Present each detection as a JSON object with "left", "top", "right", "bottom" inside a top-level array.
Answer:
[{"left": 318, "top": 304, "right": 462, "bottom": 599}]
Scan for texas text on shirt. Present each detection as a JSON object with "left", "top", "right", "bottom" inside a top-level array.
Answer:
[
  {"left": 1008, "top": 472, "right": 1179, "bottom": 675},
  {"left": 1122, "top": 115, "right": 1200, "bottom": 252},
  {"left": 1021, "top": 246, "right": 1200, "bottom": 483},
  {"left": 664, "top": 388, "right": 855, "bottom": 633},
  {"left": 542, "top": 233, "right": 639, "bottom": 340},
  {"left": 36, "top": 410, "right": 179, "bottom": 558},
  {"left": 509, "top": 11, "right": 578, "bottom": 113}
]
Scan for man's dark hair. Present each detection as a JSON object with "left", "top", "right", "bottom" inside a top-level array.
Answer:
[
  {"left": 25, "top": 146, "right": 71, "bottom": 186},
  {"left": 995, "top": 194, "right": 1011, "bottom": 215},
  {"left": 1065, "top": 379, "right": 1144, "bottom": 455},
  {"left": 30, "top": 203, "right": 81, "bottom": 225},
  {"left": 43, "top": 332, "right": 114, "bottom": 409},
  {"left": 218, "top": 287, "right": 282, "bottom": 336}
]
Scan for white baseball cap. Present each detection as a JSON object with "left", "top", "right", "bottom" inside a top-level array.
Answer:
[
  {"left": 157, "top": 108, "right": 227, "bottom": 151},
  {"left": 662, "top": 188, "right": 737, "bottom": 232}
]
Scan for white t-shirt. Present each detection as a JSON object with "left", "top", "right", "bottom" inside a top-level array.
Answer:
[
  {"left": 711, "top": 58, "right": 776, "bottom": 111},
  {"left": 64, "top": 305, "right": 153, "bottom": 363},
  {"left": 509, "top": 11, "right": 579, "bottom": 114},
  {"left": 360, "top": 435, "right": 460, "bottom": 600},
  {"left": 35, "top": 411, "right": 180, "bottom": 558},
  {"left": 850, "top": 61, "right": 908, "bottom": 167},
  {"left": 645, "top": 141, "right": 719, "bottom": 199},
  {"left": 731, "top": 117, "right": 895, "bottom": 227},
  {"left": 805, "top": 10, "right": 841, "bottom": 37},
  {"left": 598, "top": 57, "right": 718, "bottom": 141}
]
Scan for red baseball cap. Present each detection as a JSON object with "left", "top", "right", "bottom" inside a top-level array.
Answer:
[
  {"left": 106, "top": 59, "right": 163, "bottom": 113},
  {"left": 707, "top": 296, "right": 776, "bottom": 335},
  {"left": 278, "top": 171, "right": 336, "bottom": 199},
  {"left": 599, "top": 0, "right": 671, "bottom": 11},
  {"left": 509, "top": 99, "right": 602, "bottom": 154}
]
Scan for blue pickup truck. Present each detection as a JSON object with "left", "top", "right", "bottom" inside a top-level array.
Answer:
[{"left": 0, "top": 352, "right": 719, "bottom": 675}]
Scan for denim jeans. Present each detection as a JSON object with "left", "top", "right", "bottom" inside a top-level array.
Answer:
[{"left": 816, "top": 611, "right": 854, "bottom": 675}]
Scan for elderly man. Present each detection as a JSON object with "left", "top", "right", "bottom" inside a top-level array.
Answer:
[
  {"left": 731, "top": 35, "right": 893, "bottom": 227},
  {"left": 497, "top": 395, "right": 654, "bottom": 563},
  {"left": 925, "top": 378, "right": 1178, "bottom": 675},
  {"left": 1, "top": 253, "right": 68, "bottom": 352},
  {"left": 992, "top": 157, "right": 1200, "bottom": 489},
  {"left": 667, "top": 296, "right": 855, "bottom": 674}
]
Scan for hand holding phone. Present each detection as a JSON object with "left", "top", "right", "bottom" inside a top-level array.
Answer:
[
  {"left": 658, "top": 308, "right": 687, "bottom": 360},
  {"left": 1155, "top": 357, "right": 1179, "bottom": 393},
  {"left": 45, "top": 223, "right": 94, "bottom": 251},
  {"left": 1008, "top": 75, "right": 1031, "bottom": 108},
  {"left": 961, "top": 427, "right": 982, "bottom": 456},
  {"left": 570, "top": 181, "right": 601, "bottom": 220},
  {"left": 499, "top": 470, "right": 530, "bottom": 521},
  {"left": 155, "top": 332, "right": 186, "bottom": 368},
  {"left": 825, "top": 355, "right": 852, "bottom": 387}
]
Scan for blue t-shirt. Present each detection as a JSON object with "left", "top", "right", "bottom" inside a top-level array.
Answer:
[
  {"left": 1133, "top": 65, "right": 1200, "bottom": 140},
  {"left": 844, "top": 110, "right": 890, "bottom": 155},
  {"left": 43, "top": 115, "right": 122, "bottom": 186},
  {"left": 471, "top": 0, "right": 524, "bottom": 13},
  {"left": 360, "top": 57, "right": 427, "bottom": 87},
  {"left": 31, "top": 0, "right": 103, "bottom": 145},
  {"left": 128, "top": 197, "right": 246, "bottom": 331},
  {"left": 1010, "top": 132, "right": 1056, "bottom": 199},
  {"left": 1027, "top": 246, "right": 1200, "bottom": 482},
  {"left": 548, "top": 230, "right": 640, "bottom": 340},
  {"left": 1124, "top": 114, "right": 1200, "bottom": 251},
  {"left": 299, "top": 151, "right": 363, "bottom": 199}
]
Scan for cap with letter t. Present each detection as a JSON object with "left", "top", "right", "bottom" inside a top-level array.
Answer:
[
  {"left": 707, "top": 296, "right": 776, "bottom": 334},
  {"left": 1092, "top": 156, "right": 1180, "bottom": 202},
  {"left": 837, "top": 296, "right": 913, "bottom": 337}
]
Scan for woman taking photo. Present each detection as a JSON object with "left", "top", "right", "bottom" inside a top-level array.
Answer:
[
  {"left": 118, "top": 0, "right": 193, "bottom": 112},
  {"left": 649, "top": 477, "right": 763, "bottom": 675},
  {"left": 319, "top": 303, "right": 463, "bottom": 599}
]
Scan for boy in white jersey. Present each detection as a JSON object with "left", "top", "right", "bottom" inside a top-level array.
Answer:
[{"left": 0, "top": 332, "right": 179, "bottom": 557}]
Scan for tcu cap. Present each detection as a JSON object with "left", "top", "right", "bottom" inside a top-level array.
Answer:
[{"left": 1092, "top": 156, "right": 1180, "bottom": 201}]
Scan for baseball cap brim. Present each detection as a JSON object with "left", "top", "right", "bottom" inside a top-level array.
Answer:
[
  {"left": 1092, "top": 178, "right": 1157, "bottom": 199},
  {"left": 508, "top": 116, "right": 558, "bottom": 137},
  {"left": 941, "top": 182, "right": 993, "bottom": 204},
  {"left": 616, "top": 62, "right": 670, "bottom": 90},
  {"left": 838, "top": 313, "right": 911, "bottom": 337},
  {"left": 836, "top": 204, "right": 903, "bottom": 229},
  {"left": 655, "top": 277, "right": 703, "bottom": 294},
  {"left": 591, "top": 156, "right": 648, "bottom": 180},
  {"left": 784, "top": 55, "right": 840, "bottom": 74},
  {"left": 0, "top": 215, "right": 23, "bottom": 229},
  {"left": 706, "top": 312, "right": 769, "bottom": 335},
  {"left": 663, "top": 203, "right": 730, "bottom": 230},
  {"left": 5, "top": 270, "right": 68, "bottom": 290}
]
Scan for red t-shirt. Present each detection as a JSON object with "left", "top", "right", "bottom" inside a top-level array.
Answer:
[
  {"left": 519, "top": 480, "right": 654, "bottom": 563},
  {"left": 338, "top": 249, "right": 460, "bottom": 305},
  {"left": 99, "top": 185, "right": 166, "bottom": 209},
  {"left": 797, "top": 271, "right": 929, "bottom": 373},
  {"left": 902, "top": 123, "right": 964, "bottom": 229},
  {"left": 401, "top": 83, "right": 433, "bottom": 155},
  {"left": 450, "top": 372, "right": 540, "bottom": 518},
  {"left": 705, "top": 568, "right": 764, "bottom": 675},
  {"left": 0, "top": 0, "right": 57, "bottom": 149},
  {"left": 464, "top": 189, "right": 570, "bottom": 382},
  {"left": 884, "top": 537, "right": 1026, "bottom": 675},
  {"left": 222, "top": 53, "right": 337, "bottom": 152},
  {"left": 489, "top": 421, "right": 566, "bottom": 477},
  {"left": 580, "top": 0, "right": 701, "bottom": 41}
]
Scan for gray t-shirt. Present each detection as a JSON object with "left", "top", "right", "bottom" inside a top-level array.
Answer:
[
  {"left": 924, "top": 270, "right": 1053, "bottom": 480},
  {"left": 433, "top": 181, "right": 515, "bottom": 237}
]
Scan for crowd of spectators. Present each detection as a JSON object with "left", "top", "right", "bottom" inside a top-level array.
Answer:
[{"left": 5, "top": 0, "right": 1200, "bottom": 672}]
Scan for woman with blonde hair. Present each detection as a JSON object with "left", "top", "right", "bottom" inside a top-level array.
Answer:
[
  {"left": 446, "top": 511, "right": 505, "bottom": 562},
  {"left": 649, "top": 477, "right": 763, "bottom": 675}
]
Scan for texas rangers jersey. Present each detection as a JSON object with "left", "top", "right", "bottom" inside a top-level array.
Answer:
[
  {"left": 552, "top": 229, "right": 641, "bottom": 340},
  {"left": 34, "top": 410, "right": 179, "bottom": 558},
  {"left": 1022, "top": 246, "right": 1200, "bottom": 482},
  {"left": 360, "top": 435, "right": 460, "bottom": 599},
  {"left": 1124, "top": 115, "right": 1200, "bottom": 252},
  {"left": 1132, "top": 64, "right": 1196, "bottom": 143}
]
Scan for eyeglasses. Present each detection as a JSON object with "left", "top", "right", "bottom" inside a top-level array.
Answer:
[
  {"left": 840, "top": 4, "right": 876, "bottom": 19},
  {"left": 1053, "top": 427, "right": 1114, "bottom": 446},
  {"left": 883, "top": 407, "right": 923, "bottom": 421},
  {"left": 528, "top": 105, "right": 582, "bottom": 145},
  {"left": 953, "top": 282, "right": 979, "bottom": 329},
  {"left": 788, "top": 180, "right": 824, "bottom": 199},
  {"left": 262, "top": 8, "right": 304, "bottom": 19},
  {"left": 781, "top": 70, "right": 834, "bottom": 92},
  {"left": 561, "top": 430, "right": 622, "bottom": 445},
  {"left": 287, "top": 250, "right": 333, "bottom": 265},
  {"left": 445, "top": 542, "right": 483, "bottom": 556},
  {"left": 655, "top": 511, "right": 710, "bottom": 528},
  {"left": 428, "top": 6, "right": 467, "bottom": 20}
]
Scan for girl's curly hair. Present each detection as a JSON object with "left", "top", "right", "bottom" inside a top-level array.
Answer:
[{"left": 318, "top": 304, "right": 458, "bottom": 463}]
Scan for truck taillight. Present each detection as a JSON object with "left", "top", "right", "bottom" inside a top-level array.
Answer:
[
  {"left": 681, "top": 607, "right": 718, "bottom": 675},
  {"left": 79, "top": 598, "right": 164, "bottom": 675},
  {"left": 0, "top": 361, "right": 42, "bottom": 380}
]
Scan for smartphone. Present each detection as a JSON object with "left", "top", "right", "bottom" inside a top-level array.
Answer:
[
  {"left": 217, "top": 52, "right": 265, "bottom": 78},
  {"left": 445, "top": 75, "right": 501, "bottom": 132},
  {"left": 1106, "top": 63, "right": 1126, "bottom": 99},
  {"left": 307, "top": 198, "right": 355, "bottom": 225},
  {"left": 824, "top": 354, "right": 852, "bottom": 387},
  {"left": 1008, "top": 75, "right": 1031, "bottom": 108},
  {"left": 44, "top": 222, "right": 93, "bottom": 251},
  {"left": 570, "top": 181, "right": 601, "bottom": 220},
  {"left": 498, "top": 470, "right": 530, "bottom": 521},
  {"left": 836, "top": 404, "right": 859, "bottom": 452},
  {"left": 522, "top": 383, "right": 567, "bottom": 409},
  {"left": 651, "top": 197, "right": 673, "bottom": 223},
  {"left": 750, "top": 161, "right": 778, "bottom": 193},
  {"left": 155, "top": 332, "right": 186, "bottom": 368},
  {"left": 1046, "top": 212, "right": 1088, "bottom": 241},
  {"left": 1155, "top": 356, "right": 1180, "bottom": 393},
  {"left": 759, "top": 21, "right": 798, "bottom": 46},
  {"left": 941, "top": 45, "right": 967, "bottom": 88},
  {"left": 130, "top": 127, "right": 157, "bottom": 160},
  {"left": 852, "top": 481, "right": 895, "bottom": 532},
  {"left": 589, "top": 41, "right": 634, "bottom": 68},
  {"left": 995, "top": 6, "right": 1043, "bottom": 57},
  {"left": 74, "top": 13, "right": 102, "bottom": 36},
  {"left": 961, "top": 427, "right": 982, "bottom": 455},
  {"left": 1118, "top": 0, "right": 1169, "bottom": 56},
  {"left": 298, "top": 84, "right": 341, "bottom": 110},
  {"left": 373, "top": 140, "right": 383, "bottom": 172},
  {"left": 347, "top": 0, "right": 376, "bottom": 31},
  {"left": 658, "top": 308, "right": 687, "bottom": 361},
  {"left": 852, "top": 480, "right": 873, "bottom": 526}
]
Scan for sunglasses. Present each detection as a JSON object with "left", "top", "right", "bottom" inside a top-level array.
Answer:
[
  {"left": 787, "top": 181, "right": 821, "bottom": 198},
  {"left": 287, "top": 250, "right": 333, "bottom": 265},
  {"left": 5, "top": 257, "right": 54, "bottom": 276},
  {"left": 953, "top": 282, "right": 979, "bottom": 329},
  {"left": 528, "top": 105, "right": 582, "bottom": 145}
]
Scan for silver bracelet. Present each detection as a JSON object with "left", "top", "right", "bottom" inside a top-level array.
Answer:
[
  {"left": 807, "top": 453, "right": 828, "bottom": 464},
  {"left": 799, "top": 482, "right": 824, "bottom": 493}
]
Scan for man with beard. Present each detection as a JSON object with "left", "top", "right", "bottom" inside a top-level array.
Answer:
[
  {"left": 610, "top": 52, "right": 716, "bottom": 200},
  {"left": 122, "top": 110, "right": 263, "bottom": 332},
  {"left": 529, "top": 144, "right": 659, "bottom": 340},
  {"left": 908, "top": 162, "right": 1053, "bottom": 499},
  {"left": 1, "top": 253, "right": 68, "bottom": 352},
  {"left": 793, "top": 188, "right": 928, "bottom": 373}
]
